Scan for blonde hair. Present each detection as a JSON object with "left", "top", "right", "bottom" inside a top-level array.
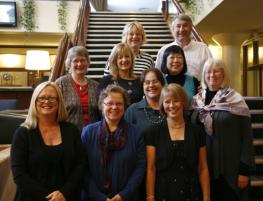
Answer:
[
  {"left": 22, "top": 81, "right": 68, "bottom": 129},
  {"left": 201, "top": 58, "right": 231, "bottom": 90},
  {"left": 65, "top": 46, "right": 90, "bottom": 72},
  {"left": 108, "top": 43, "right": 135, "bottom": 80},
  {"left": 122, "top": 21, "right": 147, "bottom": 45},
  {"left": 159, "top": 83, "right": 188, "bottom": 115}
]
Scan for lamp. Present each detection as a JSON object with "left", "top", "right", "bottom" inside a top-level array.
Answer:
[{"left": 25, "top": 50, "right": 51, "bottom": 87}]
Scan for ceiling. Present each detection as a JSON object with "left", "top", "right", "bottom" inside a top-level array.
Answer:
[
  {"left": 108, "top": 0, "right": 161, "bottom": 12},
  {"left": 107, "top": 0, "right": 263, "bottom": 45},
  {"left": 196, "top": 0, "right": 263, "bottom": 44}
]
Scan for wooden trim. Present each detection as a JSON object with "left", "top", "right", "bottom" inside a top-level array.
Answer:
[{"left": 242, "top": 45, "right": 248, "bottom": 95}]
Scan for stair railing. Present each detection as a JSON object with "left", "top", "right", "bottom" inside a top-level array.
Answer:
[
  {"left": 242, "top": 34, "right": 263, "bottom": 96},
  {"left": 162, "top": 0, "right": 205, "bottom": 43},
  {"left": 49, "top": 0, "right": 90, "bottom": 81}
]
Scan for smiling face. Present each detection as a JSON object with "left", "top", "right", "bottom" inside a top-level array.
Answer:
[
  {"left": 205, "top": 67, "right": 224, "bottom": 91},
  {"left": 173, "top": 19, "right": 192, "bottom": 42},
  {"left": 162, "top": 94, "right": 184, "bottom": 120},
  {"left": 127, "top": 27, "right": 143, "bottom": 50},
  {"left": 166, "top": 53, "right": 184, "bottom": 75},
  {"left": 36, "top": 86, "right": 58, "bottom": 118},
  {"left": 143, "top": 71, "right": 163, "bottom": 101},
  {"left": 70, "top": 55, "right": 89, "bottom": 77},
  {"left": 117, "top": 50, "right": 133, "bottom": 73},
  {"left": 102, "top": 92, "right": 125, "bottom": 124}
]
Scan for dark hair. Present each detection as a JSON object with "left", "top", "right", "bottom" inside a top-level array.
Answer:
[
  {"left": 161, "top": 45, "right": 187, "bottom": 75},
  {"left": 140, "top": 68, "right": 165, "bottom": 86}
]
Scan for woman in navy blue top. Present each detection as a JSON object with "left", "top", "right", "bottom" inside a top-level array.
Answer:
[{"left": 81, "top": 85, "right": 146, "bottom": 201}]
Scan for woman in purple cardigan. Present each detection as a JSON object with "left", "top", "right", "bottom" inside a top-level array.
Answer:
[{"left": 81, "top": 85, "right": 146, "bottom": 201}]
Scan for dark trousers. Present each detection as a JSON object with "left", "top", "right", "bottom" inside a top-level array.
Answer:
[{"left": 211, "top": 177, "right": 239, "bottom": 201}]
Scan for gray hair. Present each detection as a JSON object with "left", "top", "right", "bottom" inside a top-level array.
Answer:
[
  {"left": 65, "top": 46, "right": 90, "bottom": 71},
  {"left": 201, "top": 58, "right": 231, "bottom": 89},
  {"left": 172, "top": 13, "right": 193, "bottom": 30},
  {"left": 22, "top": 81, "right": 68, "bottom": 129}
]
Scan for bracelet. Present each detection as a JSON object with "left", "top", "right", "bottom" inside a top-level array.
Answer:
[{"left": 146, "top": 195, "right": 154, "bottom": 200}]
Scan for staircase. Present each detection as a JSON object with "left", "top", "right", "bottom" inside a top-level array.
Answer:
[
  {"left": 86, "top": 12, "right": 174, "bottom": 79},
  {"left": 245, "top": 97, "right": 263, "bottom": 201}
]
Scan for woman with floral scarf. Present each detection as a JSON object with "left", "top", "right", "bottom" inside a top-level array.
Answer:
[{"left": 191, "top": 58, "right": 255, "bottom": 201}]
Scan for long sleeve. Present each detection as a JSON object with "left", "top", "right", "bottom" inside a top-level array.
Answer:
[
  {"left": 59, "top": 124, "right": 87, "bottom": 198},
  {"left": 11, "top": 127, "right": 50, "bottom": 201},
  {"left": 239, "top": 116, "right": 255, "bottom": 169},
  {"left": 118, "top": 131, "right": 146, "bottom": 200}
]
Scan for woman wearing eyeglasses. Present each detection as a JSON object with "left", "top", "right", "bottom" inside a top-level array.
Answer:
[
  {"left": 11, "top": 81, "right": 86, "bottom": 201},
  {"left": 125, "top": 68, "right": 165, "bottom": 132},
  {"left": 55, "top": 46, "right": 99, "bottom": 131},
  {"left": 81, "top": 85, "right": 146, "bottom": 201}
]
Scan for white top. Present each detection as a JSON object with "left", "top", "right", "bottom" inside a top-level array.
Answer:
[{"left": 155, "top": 40, "right": 212, "bottom": 81}]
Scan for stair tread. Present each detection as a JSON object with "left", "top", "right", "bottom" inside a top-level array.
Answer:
[
  {"left": 255, "top": 155, "right": 263, "bottom": 164},
  {"left": 253, "top": 139, "right": 263, "bottom": 146},
  {"left": 252, "top": 123, "right": 263, "bottom": 129},
  {"left": 250, "top": 109, "right": 263, "bottom": 114},
  {"left": 251, "top": 176, "right": 263, "bottom": 187}
]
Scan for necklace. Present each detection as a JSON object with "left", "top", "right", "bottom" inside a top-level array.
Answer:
[
  {"left": 169, "top": 123, "right": 185, "bottom": 129},
  {"left": 144, "top": 107, "right": 165, "bottom": 124},
  {"left": 79, "top": 84, "right": 88, "bottom": 92}
]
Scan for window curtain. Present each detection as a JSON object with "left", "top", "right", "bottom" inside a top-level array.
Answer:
[{"left": 90, "top": 0, "right": 107, "bottom": 11}]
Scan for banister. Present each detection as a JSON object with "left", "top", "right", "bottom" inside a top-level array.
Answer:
[
  {"left": 170, "top": 0, "right": 205, "bottom": 43},
  {"left": 49, "top": 0, "right": 90, "bottom": 81}
]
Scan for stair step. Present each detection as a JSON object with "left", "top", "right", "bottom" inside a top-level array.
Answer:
[
  {"left": 87, "top": 38, "right": 173, "bottom": 42},
  {"left": 89, "top": 16, "right": 166, "bottom": 21},
  {"left": 251, "top": 176, "right": 263, "bottom": 187},
  {"left": 88, "top": 29, "right": 171, "bottom": 33},
  {"left": 255, "top": 156, "right": 263, "bottom": 164},
  {"left": 254, "top": 139, "right": 263, "bottom": 146},
  {"left": 87, "top": 34, "right": 173, "bottom": 38},
  {"left": 87, "top": 43, "right": 166, "bottom": 47},
  {"left": 252, "top": 123, "right": 263, "bottom": 129},
  {"left": 90, "top": 12, "right": 163, "bottom": 15},
  {"left": 250, "top": 110, "right": 263, "bottom": 114},
  {"left": 88, "top": 48, "right": 161, "bottom": 53}
]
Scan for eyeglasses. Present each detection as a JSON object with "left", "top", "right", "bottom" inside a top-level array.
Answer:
[
  {"left": 71, "top": 59, "right": 87, "bottom": 65},
  {"left": 205, "top": 69, "right": 223, "bottom": 75},
  {"left": 144, "top": 79, "right": 160, "bottom": 86},
  {"left": 37, "top": 96, "right": 58, "bottom": 103},
  {"left": 103, "top": 102, "right": 124, "bottom": 107}
]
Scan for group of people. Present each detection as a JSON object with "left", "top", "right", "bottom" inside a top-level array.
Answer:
[{"left": 10, "top": 13, "right": 255, "bottom": 201}]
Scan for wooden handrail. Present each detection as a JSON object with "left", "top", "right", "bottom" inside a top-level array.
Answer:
[
  {"left": 72, "top": 0, "right": 90, "bottom": 46},
  {"left": 169, "top": 0, "right": 205, "bottom": 43},
  {"left": 49, "top": 33, "right": 72, "bottom": 81},
  {"left": 49, "top": 0, "right": 90, "bottom": 81}
]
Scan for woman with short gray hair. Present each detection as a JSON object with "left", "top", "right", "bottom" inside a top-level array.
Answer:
[
  {"left": 55, "top": 46, "right": 99, "bottom": 131},
  {"left": 191, "top": 58, "right": 255, "bottom": 201}
]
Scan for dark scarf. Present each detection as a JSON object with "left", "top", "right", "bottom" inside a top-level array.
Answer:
[{"left": 98, "top": 117, "right": 127, "bottom": 195}]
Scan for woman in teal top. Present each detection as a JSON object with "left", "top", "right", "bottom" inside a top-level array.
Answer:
[{"left": 160, "top": 45, "right": 199, "bottom": 104}]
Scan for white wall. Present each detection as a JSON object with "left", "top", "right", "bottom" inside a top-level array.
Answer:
[{"left": 0, "top": 0, "right": 80, "bottom": 33}]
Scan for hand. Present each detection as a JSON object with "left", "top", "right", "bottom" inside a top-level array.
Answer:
[
  {"left": 110, "top": 194, "right": 122, "bottom": 201},
  {"left": 238, "top": 175, "right": 249, "bottom": 189},
  {"left": 46, "top": 190, "right": 66, "bottom": 201}
]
